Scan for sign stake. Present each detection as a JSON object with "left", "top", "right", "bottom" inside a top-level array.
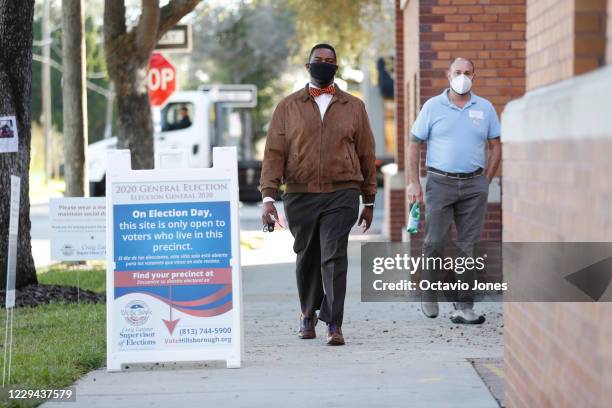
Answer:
[{"left": 2, "top": 175, "right": 20, "bottom": 387}]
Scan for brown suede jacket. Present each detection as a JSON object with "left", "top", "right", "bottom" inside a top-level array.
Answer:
[{"left": 259, "top": 84, "right": 377, "bottom": 204}]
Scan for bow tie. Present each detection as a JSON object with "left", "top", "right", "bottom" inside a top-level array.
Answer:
[{"left": 309, "top": 84, "right": 335, "bottom": 98}]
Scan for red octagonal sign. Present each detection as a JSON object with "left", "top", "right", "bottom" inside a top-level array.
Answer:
[{"left": 148, "top": 53, "right": 176, "bottom": 107}]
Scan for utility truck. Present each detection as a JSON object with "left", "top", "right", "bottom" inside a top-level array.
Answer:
[{"left": 88, "top": 84, "right": 263, "bottom": 202}]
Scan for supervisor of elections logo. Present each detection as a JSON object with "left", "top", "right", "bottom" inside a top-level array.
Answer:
[
  {"left": 122, "top": 300, "right": 152, "bottom": 326},
  {"left": 61, "top": 244, "right": 75, "bottom": 256}
]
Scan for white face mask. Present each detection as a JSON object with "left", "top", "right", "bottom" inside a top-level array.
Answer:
[{"left": 450, "top": 74, "right": 472, "bottom": 95}]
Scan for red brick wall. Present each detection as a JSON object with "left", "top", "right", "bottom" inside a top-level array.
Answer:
[
  {"left": 608, "top": 0, "right": 612, "bottom": 64},
  {"left": 526, "top": 0, "right": 574, "bottom": 89},
  {"left": 395, "top": 0, "right": 405, "bottom": 171},
  {"left": 386, "top": 186, "right": 405, "bottom": 242},
  {"left": 502, "top": 2, "right": 612, "bottom": 401},
  {"left": 387, "top": 0, "right": 406, "bottom": 242},
  {"left": 403, "top": 0, "right": 420, "bottom": 179},
  {"left": 503, "top": 139, "right": 612, "bottom": 407},
  {"left": 505, "top": 302, "right": 612, "bottom": 407},
  {"left": 400, "top": 0, "right": 524, "bottom": 247},
  {"left": 526, "top": 0, "right": 607, "bottom": 90},
  {"left": 574, "top": 0, "right": 608, "bottom": 74},
  {"left": 419, "top": 0, "right": 526, "bottom": 111},
  {"left": 503, "top": 140, "right": 612, "bottom": 242}
]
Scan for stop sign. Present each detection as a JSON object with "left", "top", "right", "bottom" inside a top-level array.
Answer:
[{"left": 148, "top": 53, "right": 176, "bottom": 107}]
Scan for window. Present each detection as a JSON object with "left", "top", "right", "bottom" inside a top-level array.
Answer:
[{"left": 161, "top": 102, "right": 194, "bottom": 132}]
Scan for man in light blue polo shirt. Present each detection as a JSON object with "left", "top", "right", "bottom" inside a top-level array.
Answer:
[{"left": 407, "top": 57, "right": 502, "bottom": 324}]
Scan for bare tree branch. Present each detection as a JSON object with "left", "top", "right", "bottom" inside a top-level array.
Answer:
[
  {"left": 103, "top": 0, "right": 126, "bottom": 42},
  {"left": 104, "top": 0, "right": 135, "bottom": 93},
  {"left": 100, "top": 0, "right": 200, "bottom": 170},
  {"left": 136, "top": 0, "right": 161, "bottom": 55},
  {"left": 158, "top": 0, "right": 201, "bottom": 38},
  {"left": 33, "top": 54, "right": 114, "bottom": 98}
]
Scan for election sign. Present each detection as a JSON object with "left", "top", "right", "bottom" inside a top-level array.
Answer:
[
  {"left": 106, "top": 147, "right": 242, "bottom": 371},
  {"left": 50, "top": 197, "right": 106, "bottom": 261}
]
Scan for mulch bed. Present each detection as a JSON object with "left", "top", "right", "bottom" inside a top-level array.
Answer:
[{"left": 0, "top": 284, "right": 105, "bottom": 308}]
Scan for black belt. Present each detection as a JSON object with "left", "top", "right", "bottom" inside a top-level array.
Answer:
[{"left": 427, "top": 166, "right": 483, "bottom": 179}]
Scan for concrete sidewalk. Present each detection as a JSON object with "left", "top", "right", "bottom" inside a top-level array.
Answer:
[{"left": 43, "top": 232, "right": 503, "bottom": 408}]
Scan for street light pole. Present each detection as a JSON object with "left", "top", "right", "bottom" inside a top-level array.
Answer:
[{"left": 62, "top": 0, "right": 88, "bottom": 197}]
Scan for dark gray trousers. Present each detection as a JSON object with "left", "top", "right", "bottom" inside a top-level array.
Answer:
[
  {"left": 422, "top": 172, "right": 489, "bottom": 308},
  {"left": 283, "top": 189, "right": 360, "bottom": 326}
]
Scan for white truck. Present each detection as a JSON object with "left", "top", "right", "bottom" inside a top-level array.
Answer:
[{"left": 88, "top": 85, "right": 263, "bottom": 201}]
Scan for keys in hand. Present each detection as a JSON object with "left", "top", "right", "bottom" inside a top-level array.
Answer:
[{"left": 262, "top": 214, "right": 285, "bottom": 233}]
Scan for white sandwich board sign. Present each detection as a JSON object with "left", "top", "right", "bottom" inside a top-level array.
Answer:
[
  {"left": 49, "top": 197, "right": 106, "bottom": 261},
  {"left": 105, "top": 147, "right": 243, "bottom": 371}
]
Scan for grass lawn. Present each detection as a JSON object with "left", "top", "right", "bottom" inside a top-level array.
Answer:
[
  {"left": 0, "top": 267, "right": 106, "bottom": 408},
  {"left": 37, "top": 266, "right": 106, "bottom": 294}
]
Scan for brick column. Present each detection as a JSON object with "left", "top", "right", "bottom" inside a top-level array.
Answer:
[
  {"left": 608, "top": 0, "right": 612, "bottom": 64},
  {"left": 526, "top": 0, "right": 607, "bottom": 90},
  {"left": 502, "top": 67, "right": 612, "bottom": 408},
  {"left": 395, "top": 0, "right": 405, "bottom": 172},
  {"left": 384, "top": 0, "right": 406, "bottom": 242},
  {"left": 503, "top": 1, "right": 612, "bottom": 406}
]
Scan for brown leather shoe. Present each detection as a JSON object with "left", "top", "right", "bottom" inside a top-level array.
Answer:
[
  {"left": 298, "top": 314, "right": 317, "bottom": 339},
  {"left": 326, "top": 324, "right": 345, "bottom": 346}
]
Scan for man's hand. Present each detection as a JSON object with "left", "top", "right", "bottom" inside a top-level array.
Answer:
[
  {"left": 407, "top": 182, "right": 424, "bottom": 206},
  {"left": 485, "top": 138, "right": 501, "bottom": 182},
  {"left": 407, "top": 138, "right": 424, "bottom": 207},
  {"left": 261, "top": 202, "right": 278, "bottom": 225},
  {"left": 358, "top": 206, "right": 374, "bottom": 232}
]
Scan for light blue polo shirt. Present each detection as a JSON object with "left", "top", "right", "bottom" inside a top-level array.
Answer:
[{"left": 411, "top": 89, "right": 500, "bottom": 173}]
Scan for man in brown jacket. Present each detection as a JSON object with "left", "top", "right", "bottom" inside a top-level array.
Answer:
[{"left": 260, "top": 44, "right": 377, "bottom": 346}]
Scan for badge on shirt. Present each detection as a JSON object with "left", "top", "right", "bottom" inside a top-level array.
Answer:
[
  {"left": 469, "top": 110, "right": 484, "bottom": 127},
  {"left": 469, "top": 110, "right": 484, "bottom": 120}
]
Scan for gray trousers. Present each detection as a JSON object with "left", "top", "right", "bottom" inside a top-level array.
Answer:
[
  {"left": 283, "top": 189, "right": 360, "bottom": 326},
  {"left": 422, "top": 172, "right": 489, "bottom": 308}
]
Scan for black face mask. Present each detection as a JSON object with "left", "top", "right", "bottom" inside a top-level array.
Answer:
[{"left": 309, "top": 62, "right": 337, "bottom": 84}]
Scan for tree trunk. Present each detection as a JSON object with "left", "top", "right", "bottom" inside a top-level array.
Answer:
[
  {"left": 105, "top": 31, "right": 155, "bottom": 170},
  {"left": 116, "top": 79, "right": 155, "bottom": 170},
  {"left": 104, "top": 2, "right": 158, "bottom": 170},
  {"left": 103, "top": 0, "right": 201, "bottom": 170},
  {"left": 0, "top": 0, "right": 37, "bottom": 289},
  {"left": 62, "top": 0, "right": 89, "bottom": 196}
]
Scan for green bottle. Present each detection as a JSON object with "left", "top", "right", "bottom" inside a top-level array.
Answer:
[{"left": 406, "top": 202, "right": 420, "bottom": 234}]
